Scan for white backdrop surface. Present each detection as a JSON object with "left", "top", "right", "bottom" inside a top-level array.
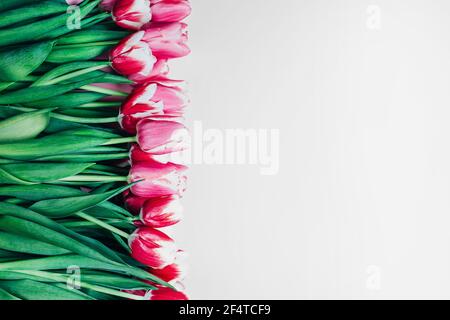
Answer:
[{"left": 169, "top": 0, "right": 450, "bottom": 299}]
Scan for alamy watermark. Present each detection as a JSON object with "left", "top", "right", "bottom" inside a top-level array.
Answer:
[{"left": 163, "top": 121, "right": 280, "bottom": 176}]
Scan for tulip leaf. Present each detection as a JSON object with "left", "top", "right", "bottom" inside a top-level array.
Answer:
[
  {"left": 0, "top": 41, "right": 55, "bottom": 81},
  {"left": 0, "top": 128, "right": 118, "bottom": 161},
  {"left": 46, "top": 46, "right": 111, "bottom": 64},
  {"left": 0, "top": 162, "right": 93, "bottom": 185},
  {"left": 0, "top": 1, "right": 100, "bottom": 47},
  {"left": 0, "top": 75, "right": 106, "bottom": 104},
  {"left": 0, "top": 215, "right": 116, "bottom": 264},
  {"left": 0, "top": 203, "right": 125, "bottom": 264},
  {"left": 0, "top": 231, "right": 70, "bottom": 256},
  {"left": 30, "top": 184, "right": 134, "bottom": 218},
  {"left": 0, "top": 279, "right": 93, "bottom": 300},
  {"left": 0, "top": 1, "right": 69, "bottom": 29},
  {"left": 0, "top": 109, "right": 51, "bottom": 143},
  {"left": 23, "top": 92, "right": 106, "bottom": 109}
]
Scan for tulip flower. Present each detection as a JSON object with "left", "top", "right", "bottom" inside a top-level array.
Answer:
[
  {"left": 140, "top": 196, "right": 183, "bottom": 228},
  {"left": 151, "top": 250, "right": 187, "bottom": 283},
  {"left": 148, "top": 286, "right": 188, "bottom": 300},
  {"left": 101, "top": 0, "right": 116, "bottom": 11},
  {"left": 142, "top": 22, "right": 190, "bottom": 59},
  {"left": 112, "top": 0, "right": 152, "bottom": 30},
  {"left": 136, "top": 119, "right": 189, "bottom": 155},
  {"left": 110, "top": 31, "right": 156, "bottom": 82},
  {"left": 119, "top": 82, "right": 188, "bottom": 133},
  {"left": 129, "top": 227, "right": 177, "bottom": 268},
  {"left": 151, "top": 0, "right": 191, "bottom": 23},
  {"left": 129, "top": 159, "right": 188, "bottom": 198},
  {"left": 66, "top": 0, "right": 84, "bottom": 4}
]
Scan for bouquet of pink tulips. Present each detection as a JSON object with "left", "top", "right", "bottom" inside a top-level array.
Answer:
[{"left": 0, "top": 0, "right": 190, "bottom": 300}]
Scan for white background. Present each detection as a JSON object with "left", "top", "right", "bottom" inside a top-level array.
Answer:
[{"left": 171, "top": 0, "right": 450, "bottom": 299}]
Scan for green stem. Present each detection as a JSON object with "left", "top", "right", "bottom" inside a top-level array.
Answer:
[
  {"left": 61, "top": 219, "right": 129, "bottom": 228},
  {"left": 79, "top": 102, "right": 122, "bottom": 108},
  {"left": 81, "top": 85, "right": 128, "bottom": 97},
  {"left": 40, "top": 64, "right": 110, "bottom": 86},
  {"left": 60, "top": 175, "right": 128, "bottom": 182},
  {"left": 75, "top": 212, "right": 130, "bottom": 239},
  {"left": 51, "top": 113, "right": 118, "bottom": 124},
  {"left": 13, "top": 270, "right": 146, "bottom": 300},
  {"left": 103, "top": 137, "right": 137, "bottom": 146}
]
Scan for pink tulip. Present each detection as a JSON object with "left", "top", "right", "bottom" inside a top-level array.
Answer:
[
  {"left": 119, "top": 82, "right": 188, "bottom": 134},
  {"left": 136, "top": 119, "right": 189, "bottom": 155},
  {"left": 66, "top": 0, "right": 84, "bottom": 4},
  {"left": 126, "top": 287, "right": 188, "bottom": 300},
  {"left": 110, "top": 32, "right": 156, "bottom": 82},
  {"left": 112, "top": 0, "right": 152, "bottom": 30},
  {"left": 147, "top": 286, "right": 188, "bottom": 300},
  {"left": 142, "top": 22, "right": 190, "bottom": 59},
  {"left": 129, "top": 227, "right": 177, "bottom": 268},
  {"left": 140, "top": 196, "right": 183, "bottom": 228},
  {"left": 100, "top": 0, "right": 116, "bottom": 11},
  {"left": 151, "top": 250, "right": 187, "bottom": 283},
  {"left": 129, "top": 160, "right": 188, "bottom": 198},
  {"left": 150, "top": 0, "right": 191, "bottom": 23}
]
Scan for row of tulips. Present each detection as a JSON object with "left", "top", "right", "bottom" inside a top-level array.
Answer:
[{"left": 0, "top": 0, "right": 190, "bottom": 300}]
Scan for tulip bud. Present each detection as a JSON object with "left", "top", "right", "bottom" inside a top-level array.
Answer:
[
  {"left": 142, "top": 22, "right": 190, "bottom": 59},
  {"left": 100, "top": 0, "right": 116, "bottom": 11},
  {"left": 110, "top": 32, "right": 156, "bottom": 82},
  {"left": 119, "top": 82, "right": 188, "bottom": 134},
  {"left": 123, "top": 190, "right": 148, "bottom": 214},
  {"left": 112, "top": 0, "right": 152, "bottom": 30},
  {"left": 140, "top": 196, "right": 183, "bottom": 228},
  {"left": 151, "top": 250, "right": 187, "bottom": 283},
  {"left": 136, "top": 119, "right": 189, "bottom": 155},
  {"left": 150, "top": 0, "right": 191, "bottom": 23},
  {"left": 129, "top": 227, "right": 177, "bottom": 268},
  {"left": 129, "top": 160, "right": 187, "bottom": 198},
  {"left": 148, "top": 286, "right": 188, "bottom": 300}
]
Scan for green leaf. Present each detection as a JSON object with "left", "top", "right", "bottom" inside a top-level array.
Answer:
[
  {"left": 0, "top": 231, "right": 70, "bottom": 256},
  {"left": 0, "top": 255, "right": 169, "bottom": 287},
  {"left": 0, "top": 162, "right": 93, "bottom": 185},
  {"left": 23, "top": 92, "right": 106, "bottom": 109},
  {"left": 0, "top": 216, "right": 116, "bottom": 264},
  {"left": 0, "top": 279, "right": 93, "bottom": 300},
  {"left": 0, "top": 75, "right": 105, "bottom": 104},
  {"left": 0, "top": 1, "right": 100, "bottom": 47},
  {"left": 0, "top": 184, "right": 84, "bottom": 201},
  {"left": 30, "top": 184, "right": 134, "bottom": 218},
  {"left": 0, "top": 41, "right": 55, "bottom": 81},
  {"left": 0, "top": 109, "right": 51, "bottom": 143},
  {"left": 0, "top": 0, "right": 35, "bottom": 12},
  {"left": 0, "top": 287, "right": 20, "bottom": 300},
  {"left": 58, "top": 30, "right": 130, "bottom": 45},
  {"left": 0, "top": 203, "right": 125, "bottom": 264},
  {"left": 0, "top": 1, "right": 68, "bottom": 29}
]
